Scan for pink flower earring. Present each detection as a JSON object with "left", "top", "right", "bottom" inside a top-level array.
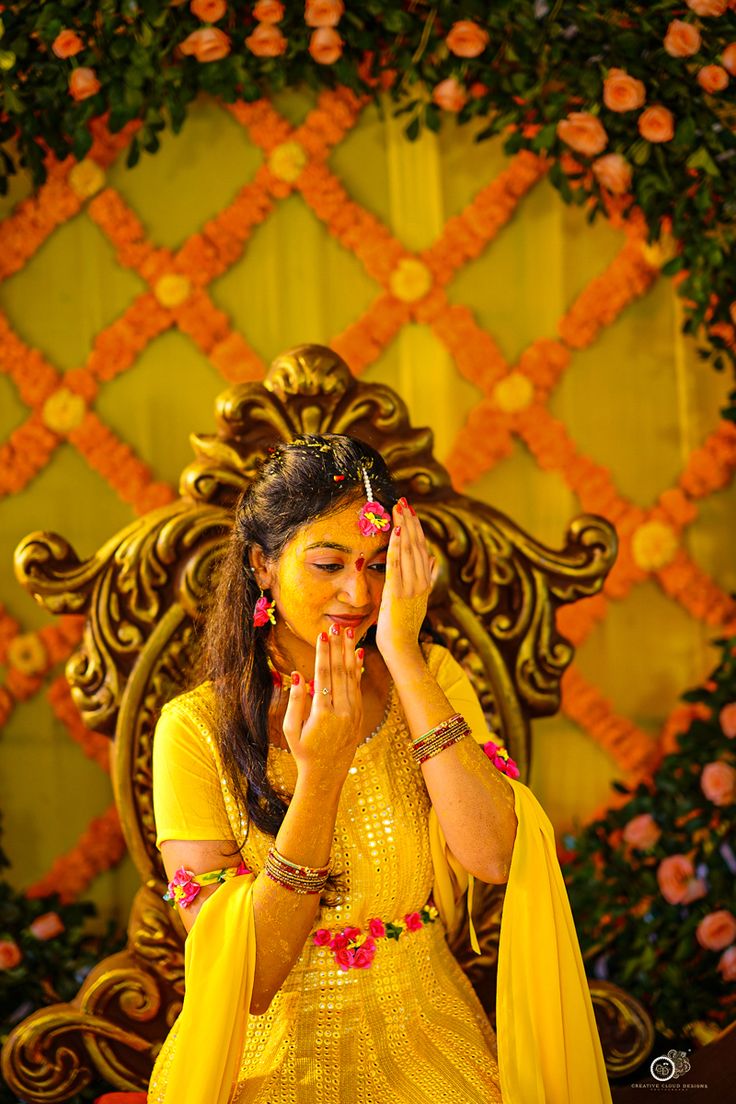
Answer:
[{"left": 253, "top": 589, "right": 276, "bottom": 627}]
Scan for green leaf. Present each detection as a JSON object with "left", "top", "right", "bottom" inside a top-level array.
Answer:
[{"left": 686, "top": 146, "right": 719, "bottom": 178}]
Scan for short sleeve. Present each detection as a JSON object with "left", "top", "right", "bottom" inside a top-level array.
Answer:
[{"left": 152, "top": 696, "right": 234, "bottom": 848}]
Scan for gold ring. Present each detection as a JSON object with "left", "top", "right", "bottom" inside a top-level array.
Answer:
[{"left": 321, "top": 687, "right": 330, "bottom": 696}]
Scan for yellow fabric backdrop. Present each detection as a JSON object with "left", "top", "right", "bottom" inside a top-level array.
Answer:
[{"left": 0, "top": 92, "right": 733, "bottom": 922}]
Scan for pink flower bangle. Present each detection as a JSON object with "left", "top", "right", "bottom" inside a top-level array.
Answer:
[
  {"left": 312, "top": 901, "right": 439, "bottom": 972},
  {"left": 163, "top": 861, "right": 251, "bottom": 909}
]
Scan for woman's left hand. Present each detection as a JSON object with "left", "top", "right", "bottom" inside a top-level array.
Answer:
[{"left": 375, "top": 498, "right": 436, "bottom": 665}]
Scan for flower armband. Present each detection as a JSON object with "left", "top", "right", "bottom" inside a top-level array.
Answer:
[
  {"left": 163, "top": 861, "right": 251, "bottom": 909},
  {"left": 482, "top": 739, "right": 520, "bottom": 779}
]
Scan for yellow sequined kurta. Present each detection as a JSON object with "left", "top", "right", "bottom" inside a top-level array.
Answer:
[{"left": 150, "top": 646, "right": 612, "bottom": 1104}]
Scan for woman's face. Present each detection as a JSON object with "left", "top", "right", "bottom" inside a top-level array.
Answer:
[{"left": 262, "top": 498, "right": 390, "bottom": 649}]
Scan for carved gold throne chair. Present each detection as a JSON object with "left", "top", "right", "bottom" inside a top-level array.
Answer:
[{"left": 3, "top": 345, "right": 654, "bottom": 1101}]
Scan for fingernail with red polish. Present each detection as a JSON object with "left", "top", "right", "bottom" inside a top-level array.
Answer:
[
  {"left": 346, "top": 627, "right": 354, "bottom": 639},
  {"left": 409, "top": 504, "right": 416, "bottom": 516},
  {"left": 320, "top": 631, "right": 329, "bottom": 642},
  {"left": 394, "top": 525, "right": 401, "bottom": 536},
  {"left": 329, "top": 622, "right": 340, "bottom": 635},
  {"left": 291, "top": 671, "right": 300, "bottom": 686},
  {"left": 399, "top": 497, "right": 408, "bottom": 508},
  {"left": 396, "top": 502, "right": 403, "bottom": 514},
  {"left": 357, "top": 648, "right": 365, "bottom": 662}
]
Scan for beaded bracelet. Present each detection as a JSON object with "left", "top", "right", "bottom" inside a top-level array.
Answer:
[
  {"left": 411, "top": 713, "right": 470, "bottom": 765},
  {"left": 265, "top": 846, "right": 330, "bottom": 895}
]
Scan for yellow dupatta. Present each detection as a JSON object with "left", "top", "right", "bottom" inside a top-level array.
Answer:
[
  {"left": 429, "top": 777, "right": 612, "bottom": 1104},
  {"left": 148, "top": 874, "right": 257, "bottom": 1104}
]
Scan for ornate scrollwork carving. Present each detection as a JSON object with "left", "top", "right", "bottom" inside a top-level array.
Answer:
[
  {"left": 6, "top": 343, "right": 627, "bottom": 1098},
  {"left": 589, "top": 980, "right": 656, "bottom": 1077}
]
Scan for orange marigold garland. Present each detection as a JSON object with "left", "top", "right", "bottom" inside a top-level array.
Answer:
[{"left": 25, "top": 804, "right": 126, "bottom": 903}]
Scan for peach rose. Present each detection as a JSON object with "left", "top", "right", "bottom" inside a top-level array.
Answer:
[
  {"left": 0, "top": 940, "right": 22, "bottom": 970},
  {"left": 305, "top": 0, "right": 344, "bottom": 27},
  {"left": 701, "top": 760, "right": 736, "bottom": 805},
  {"left": 309, "top": 26, "right": 342, "bottom": 64},
  {"left": 698, "top": 64, "right": 729, "bottom": 92},
  {"left": 191, "top": 0, "right": 226, "bottom": 20},
  {"left": 638, "top": 105, "right": 675, "bottom": 142},
  {"left": 180, "top": 26, "right": 231, "bottom": 61},
  {"left": 253, "top": 0, "right": 284, "bottom": 21},
  {"left": 431, "top": 77, "right": 467, "bottom": 113},
  {"left": 718, "top": 945, "right": 736, "bottom": 981},
  {"left": 52, "top": 29, "right": 84, "bottom": 58},
  {"left": 603, "top": 69, "right": 646, "bottom": 112},
  {"left": 592, "top": 152, "right": 632, "bottom": 194},
  {"left": 686, "top": 0, "right": 727, "bottom": 14},
  {"left": 557, "top": 112, "right": 608, "bottom": 157},
  {"left": 696, "top": 910, "right": 736, "bottom": 950},
  {"left": 723, "top": 43, "right": 736, "bottom": 75},
  {"left": 69, "top": 67, "right": 100, "bottom": 101},
  {"left": 623, "top": 813, "right": 661, "bottom": 850},
  {"left": 718, "top": 702, "right": 736, "bottom": 738},
  {"left": 656, "top": 854, "right": 707, "bottom": 904},
  {"left": 664, "top": 20, "right": 701, "bottom": 57},
  {"left": 29, "top": 911, "right": 65, "bottom": 940},
  {"left": 446, "top": 20, "right": 490, "bottom": 58},
  {"left": 245, "top": 22, "right": 287, "bottom": 56}
]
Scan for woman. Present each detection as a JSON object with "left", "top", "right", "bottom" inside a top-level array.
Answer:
[{"left": 149, "top": 434, "right": 611, "bottom": 1104}]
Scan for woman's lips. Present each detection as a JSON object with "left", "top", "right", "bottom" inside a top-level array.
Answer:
[{"left": 327, "top": 614, "right": 368, "bottom": 627}]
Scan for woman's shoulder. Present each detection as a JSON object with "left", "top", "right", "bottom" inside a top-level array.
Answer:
[{"left": 160, "top": 681, "right": 218, "bottom": 739}]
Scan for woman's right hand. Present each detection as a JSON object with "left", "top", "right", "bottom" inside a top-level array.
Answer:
[{"left": 282, "top": 626, "right": 364, "bottom": 791}]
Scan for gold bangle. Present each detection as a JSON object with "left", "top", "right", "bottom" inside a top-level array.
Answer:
[
  {"left": 411, "top": 714, "right": 470, "bottom": 765},
  {"left": 264, "top": 847, "right": 330, "bottom": 895}
]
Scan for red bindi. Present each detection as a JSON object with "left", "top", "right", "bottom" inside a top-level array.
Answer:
[{"left": 355, "top": 555, "right": 365, "bottom": 572}]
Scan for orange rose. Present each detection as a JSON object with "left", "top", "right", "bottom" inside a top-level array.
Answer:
[
  {"left": 638, "top": 105, "right": 675, "bottom": 143},
  {"left": 719, "top": 702, "right": 736, "bottom": 737},
  {"left": 664, "top": 20, "right": 701, "bottom": 57},
  {"left": 305, "top": 0, "right": 344, "bottom": 27},
  {"left": 0, "top": 940, "right": 22, "bottom": 969},
  {"left": 69, "top": 67, "right": 100, "bottom": 101},
  {"left": 190, "top": 0, "right": 227, "bottom": 21},
  {"left": 696, "top": 910, "right": 736, "bottom": 950},
  {"left": 656, "top": 854, "right": 707, "bottom": 904},
  {"left": 701, "top": 760, "right": 736, "bottom": 805},
  {"left": 718, "top": 945, "right": 736, "bottom": 981},
  {"left": 431, "top": 77, "right": 467, "bottom": 113},
  {"left": 686, "top": 0, "right": 727, "bottom": 13},
  {"left": 557, "top": 112, "right": 608, "bottom": 157},
  {"left": 592, "top": 152, "right": 632, "bottom": 194},
  {"left": 622, "top": 813, "right": 661, "bottom": 850},
  {"left": 603, "top": 69, "right": 646, "bottom": 112},
  {"left": 29, "top": 911, "right": 65, "bottom": 940},
  {"left": 446, "top": 20, "right": 490, "bottom": 58},
  {"left": 308, "top": 26, "right": 342, "bottom": 64},
  {"left": 245, "top": 22, "right": 287, "bottom": 56},
  {"left": 723, "top": 43, "right": 736, "bottom": 75},
  {"left": 52, "top": 29, "right": 84, "bottom": 58},
  {"left": 253, "top": 0, "right": 284, "bottom": 21},
  {"left": 180, "top": 26, "right": 231, "bottom": 61},
  {"left": 697, "top": 64, "right": 729, "bottom": 92}
]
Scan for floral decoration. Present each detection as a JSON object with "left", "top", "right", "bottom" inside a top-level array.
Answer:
[
  {"left": 357, "top": 500, "right": 391, "bottom": 537},
  {"left": 313, "top": 903, "right": 439, "bottom": 971},
  {"left": 482, "top": 739, "right": 520, "bottom": 779},
  {"left": 0, "top": 2, "right": 734, "bottom": 395},
  {"left": 563, "top": 636, "right": 736, "bottom": 1037},
  {"left": 163, "top": 861, "right": 250, "bottom": 909},
  {"left": 253, "top": 594, "right": 276, "bottom": 626}
]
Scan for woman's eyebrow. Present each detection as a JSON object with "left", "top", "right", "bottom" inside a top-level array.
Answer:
[{"left": 304, "top": 541, "right": 390, "bottom": 554}]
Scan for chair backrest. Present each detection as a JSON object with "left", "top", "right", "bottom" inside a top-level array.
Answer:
[{"left": 3, "top": 346, "right": 644, "bottom": 1101}]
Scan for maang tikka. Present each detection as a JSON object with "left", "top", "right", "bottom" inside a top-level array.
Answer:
[{"left": 357, "top": 465, "right": 391, "bottom": 537}]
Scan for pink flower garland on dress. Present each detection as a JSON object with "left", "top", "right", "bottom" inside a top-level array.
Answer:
[{"left": 313, "top": 904, "right": 439, "bottom": 971}]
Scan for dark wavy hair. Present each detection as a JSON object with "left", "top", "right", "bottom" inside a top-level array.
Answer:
[{"left": 197, "top": 434, "right": 399, "bottom": 846}]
